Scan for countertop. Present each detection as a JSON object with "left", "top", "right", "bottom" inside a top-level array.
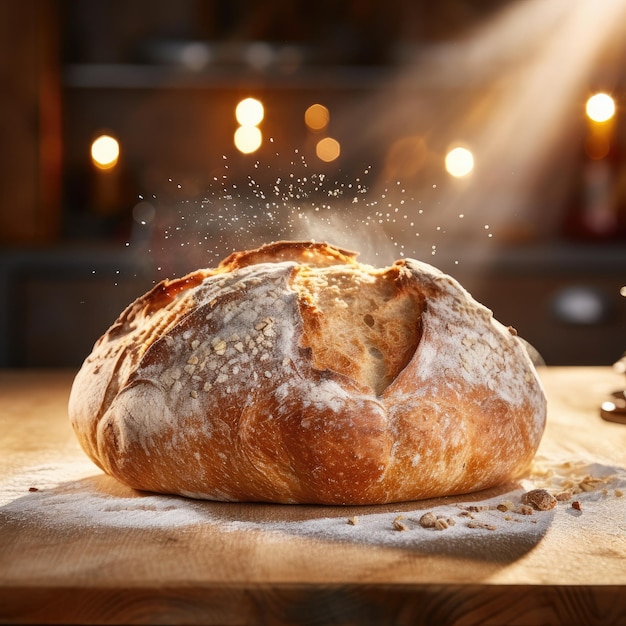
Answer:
[{"left": 1, "top": 367, "right": 625, "bottom": 625}]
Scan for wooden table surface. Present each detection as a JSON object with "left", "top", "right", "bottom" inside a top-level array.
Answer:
[{"left": 1, "top": 367, "right": 625, "bottom": 626}]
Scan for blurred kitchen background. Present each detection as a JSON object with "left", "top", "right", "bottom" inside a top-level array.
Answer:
[{"left": 1, "top": 0, "right": 625, "bottom": 368}]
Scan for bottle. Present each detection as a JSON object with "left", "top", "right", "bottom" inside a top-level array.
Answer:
[{"left": 563, "top": 93, "right": 626, "bottom": 241}]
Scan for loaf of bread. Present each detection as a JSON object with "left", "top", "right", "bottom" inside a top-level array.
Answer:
[{"left": 69, "top": 240, "right": 547, "bottom": 504}]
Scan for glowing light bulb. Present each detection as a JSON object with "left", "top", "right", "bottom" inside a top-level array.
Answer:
[
  {"left": 234, "top": 125, "right": 262, "bottom": 154},
  {"left": 445, "top": 147, "right": 474, "bottom": 177},
  {"left": 91, "top": 135, "right": 119, "bottom": 169},
  {"left": 316, "top": 137, "right": 340, "bottom": 162},
  {"left": 586, "top": 93, "right": 615, "bottom": 123},
  {"left": 305, "top": 104, "right": 330, "bottom": 131},
  {"left": 235, "top": 98, "right": 264, "bottom": 126}
]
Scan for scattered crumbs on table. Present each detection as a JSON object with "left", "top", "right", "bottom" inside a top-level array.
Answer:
[{"left": 521, "top": 489, "right": 557, "bottom": 511}]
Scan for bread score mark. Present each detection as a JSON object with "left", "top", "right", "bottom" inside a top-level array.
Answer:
[{"left": 291, "top": 262, "right": 426, "bottom": 396}]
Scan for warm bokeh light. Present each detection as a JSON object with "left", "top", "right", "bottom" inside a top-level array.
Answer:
[
  {"left": 304, "top": 104, "right": 330, "bottom": 131},
  {"left": 445, "top": 146, "right": 474, "bottom": 177},
  {"left": 132, "top": 201, "right": 156, "bottom": 225},
  {"left": 234, "top": 125, "right": 262, "bottom": 154},
  {"left": 235, "top": 98, "right": 264, "bottom": 126},
  {"left": 586, "top": 93, "right": 616, "bottom": 123},
  {"left": 91, "top": 135, "right": 119, "bottom": 169},
  {"left": 315, "top": 137, "right": 341, "bottom": 162}
]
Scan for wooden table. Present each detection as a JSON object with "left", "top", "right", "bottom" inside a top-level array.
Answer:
[{"left": 1, "top": 367, "right": 625, "bottom": 626}]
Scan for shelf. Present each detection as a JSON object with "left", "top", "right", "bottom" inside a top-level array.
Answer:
[{"left": 63, "top": 63, "right": 396, "bottom": 91}]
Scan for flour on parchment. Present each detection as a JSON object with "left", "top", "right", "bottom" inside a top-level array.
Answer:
[{"left": 1, "top": 456, "right": 624, "bottom": 550}]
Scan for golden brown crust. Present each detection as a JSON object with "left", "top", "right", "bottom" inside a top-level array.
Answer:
[
  {"left": 68, "top": 240, "right": 547, "bottom": 504},
  {"left": 220, "top": 240, "right": 358, "bottom": 270}
]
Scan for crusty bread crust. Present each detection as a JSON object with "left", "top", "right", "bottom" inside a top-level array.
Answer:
[{"left": 68, "top": 241, "right": 547, "bottom": 504}]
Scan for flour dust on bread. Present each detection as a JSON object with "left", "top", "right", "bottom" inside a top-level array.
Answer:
[{"left": 69, "top": 240, "right": 547, "bottom": 505}]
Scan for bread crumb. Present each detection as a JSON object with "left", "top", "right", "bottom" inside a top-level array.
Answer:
[
  {"left": 418, "top": 511, "right": 455, "bottom": 530},
  {"left": 514, "top": 504, "right": 534, "bottom": 516},
  {"left": 347, "top": 516, "right": 359, "bottom": 526},
  {"left": 615, "top": 489, "right": 624, "bottom": 497},
  {"left": 572, "top": 500, "right": 582, "bottom": 511},
  {"left": 393, "top": 515, "right": 407, "bottom": 531},
  {"left": 467, "top": 521, "right": 497, "bottom": 531},
  {"left": 434, "top": 517, "right": 455, "bottom": 531},
  {"left": 464, "top": 504, "right": 490, "bottom": 513},
  {"left": 28, "top": 487, "right": 39, "bottom": 492},
  {"left": 418, "top": 511, "right": 437, "bottom": 528},
  {"left": 579, "top": 476, "right": 602, "bottom": 492},
  {"left": 555, "top": 491, "right": 572, "bottom": 502},
  {"left": 496, "top": 500, "right": 515, "bottom": 512},
  {"left": 521, "top": 489, "right": 557, "bottom": 511}
]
